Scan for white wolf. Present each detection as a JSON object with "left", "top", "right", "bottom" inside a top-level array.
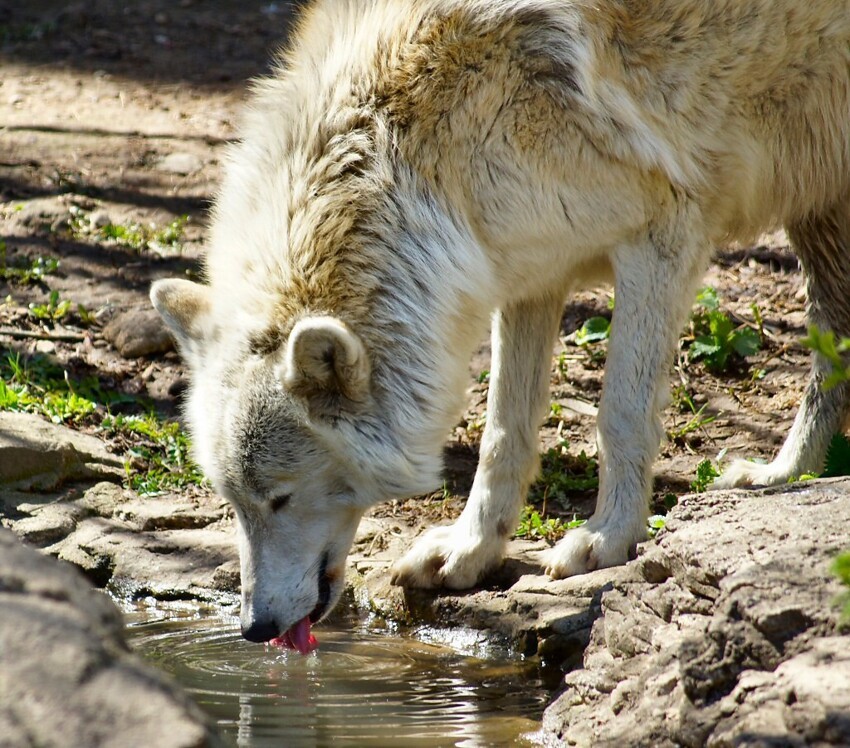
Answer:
[{"left": 151, "top": 0, "right": 850, "bottom": 648}]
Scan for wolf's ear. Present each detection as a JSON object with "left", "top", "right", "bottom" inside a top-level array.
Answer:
[
  {"left": 150, "top": 279, "right": 212, "bottom": 352},
  {"left": 283, "top": 316, "right": 370, "bottom": 418}
]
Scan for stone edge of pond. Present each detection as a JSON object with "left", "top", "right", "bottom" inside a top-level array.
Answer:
[
  {"left": 541, "top": 479, "right": 850, "bottom": 747},
  {"left": 4, "top": 412, "right": 850, "bottom": 744}
]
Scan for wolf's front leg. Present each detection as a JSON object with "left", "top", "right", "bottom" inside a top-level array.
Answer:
[
  {"left": 545, "top": 238, "right": 708, "bottom": 577},
  {"left": 392, "top": 294, "right": 565, "bottom": 589}
]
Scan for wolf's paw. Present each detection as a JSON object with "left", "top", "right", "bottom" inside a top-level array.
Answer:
[
  {"left": 543, "top": 522, "right": 641, "bottom": 579},
  {"left": 711, "top": 459, "right": 791, "bottom": 490},
  {"left": 390, "top": 524, "right": 504, "bottom": 590}
]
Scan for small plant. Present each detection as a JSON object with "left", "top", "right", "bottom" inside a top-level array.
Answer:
[
  {"left": 576, "top": 316, "right": 611, "bottom": 345},
  {"left": 75, "top": 303, "right": 97, "bottom": 327},
  {"left": 822, "top": 433, "right": 850, "bottom": 478},
  {"left": 688, "top": 286, "right": 761, "bottom": 371},
  {"left": 647, "top": 514, "right": 666, "bottom": 538},
  {"left": 515, "top": 506, "right": 584, "bottom": 542},
  {"left": 529, "top": 439, "right": 599, "bottom": 507},
  {"left": 669, "top": 385, "right": 716, "bottom": 442},
  {"left": 0, "top": 351, "right": 98, "bottom": 423},
  {"left": 0, "top": 241, "right": 60, "bottom": 285},
  {"left": 29, "top": 289, "right": 72, "bottom": 321},
  {"left": 833, "top": 551, "right": 850, "bottom": 624},
  {"left": 102, "top": 413, "right": 206, "bottom": 494},
  {"left": 691, "top": 458, "right": 720, "bottom": 492},
  {"left": 801, "top": 325, "right": 850, "bottom": 390},
  {"left": 69, "top": 207, "right": 190, "bottom": 254}
]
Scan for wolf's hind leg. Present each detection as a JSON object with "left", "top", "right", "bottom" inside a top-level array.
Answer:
[
  {"left": 391, "top": 293, "right": 565, "bottom": 589},
  {"left": 715, "top": 205, "right": 850, "bottom": 488}
]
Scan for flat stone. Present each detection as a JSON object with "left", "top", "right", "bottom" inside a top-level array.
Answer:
[
  {"left": 0, "top": 411, "right": 123, "bottom": 489},
  {"left": 114, "top": 495, "right": 229, "bottom": 531}
]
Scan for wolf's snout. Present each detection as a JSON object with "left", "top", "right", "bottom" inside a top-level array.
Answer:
[{"left": 241, "top": 619, "right": 279, "bottom": 643}]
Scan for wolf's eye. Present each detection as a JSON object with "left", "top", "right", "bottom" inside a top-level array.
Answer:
[{"left": 269, "top": 493, "right": 292, "bottom": 512}]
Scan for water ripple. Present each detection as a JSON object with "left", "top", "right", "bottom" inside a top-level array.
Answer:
[{"left": 126, "top": 607, "right": 549, "bottom": 747}]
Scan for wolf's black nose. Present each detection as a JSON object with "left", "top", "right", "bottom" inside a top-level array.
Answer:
[{"left": 241, "top": 619, "right": 279, "bottom": 643}]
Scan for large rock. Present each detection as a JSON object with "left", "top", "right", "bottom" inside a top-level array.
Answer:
[
  {"left": 542, "top": 479, "right": 850, "bottom": 747},
  {"left": 0, "top": 411, "right": 123, "bottom": 489},
  {"left": 2, "top": 481, "right": 238, "bottom": 600},
  {"left": 0, "top": 528, "right": 225, "bottom": 748}
]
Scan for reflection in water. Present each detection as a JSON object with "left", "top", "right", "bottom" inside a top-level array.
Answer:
[{"left": 125, "top": 604, "right": 549, "bottom": 747}]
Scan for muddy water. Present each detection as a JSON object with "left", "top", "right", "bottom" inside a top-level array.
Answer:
[{"left": 125, "top": 603, "right": 550, "bottom": 747}]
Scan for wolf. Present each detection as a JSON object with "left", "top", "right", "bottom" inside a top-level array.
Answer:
[{"left": 151, "top": 0, "right": 850, "bottom": 648}]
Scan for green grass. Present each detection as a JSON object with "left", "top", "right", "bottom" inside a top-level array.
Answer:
[
  {"left": 69, "top": 208, "right": 190, "bottom": 254},
  {"left": 515, "top": 506, "right": 584, "bottom": 542},
  {"left": 529, "top": 439, "right": 599, "bottom": 507},
  {"left": 833, "top": 551, "right": 850, "bottom": 624},
  {"left": 691, "top": 458, "right": 720, "bottom": 492},
  {"left": 669, "top": 385, "right": 716, "bottom": 442},
  {"left": 0, "top": 351, "right": 98, "bottom": 423},
  {"left": 688, "top": 286, "right": 761, "bottom": 372},
  {"left": 0, "top": 350, "right": 205, "bottom": 495},
  {"left": 0, "top": 240, "right": 60, "bottom": 285},
  {"left": 102, "top": 413, "right": 206, "bottom": 494}
]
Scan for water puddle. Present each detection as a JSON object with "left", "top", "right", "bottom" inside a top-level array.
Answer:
[{"left": 125, "top": 602, "right": 551, "bottom": 747}]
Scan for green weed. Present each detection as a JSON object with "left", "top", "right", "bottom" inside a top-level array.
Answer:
[
  {"left": 833, "top": 551, "right": 850, "bottom": 624},
  {"left": 691, "top": 458, "right": 720, "bottom": 492},
  {"left": 801, "top": 325, "right": 850, "bottom": 390},
  {"left": 822, "top": 433, "right": 850, "bottom": 478},
  {"left": 688, "top": 286, "right": 761, "bottom": 371},
  {"left": 29, "top": 289, "right": 72, "bottom": 321},
  {"left": 0, "top": 350, "right": 205, "bottom": 493},
  {"left": 101, "top": 413, "right": 206, "bottom": 495},
  {"left": 69, "top": 207, "right": 190, "bottom": 254},
  {"left": 576, "top": 316, "right": 611, "bottom": 346},
  {"left": 647, "top": 514, "right": 666, "bottom": 538},
  {"left": 515, "top": 506, "right": 584, "bottom": 542},
  {"left": 0, "top": 241, "right": 60, "bottom": 285},
  {"left": 0, "top": 351, "right": 97, "bottom": 423},
  {"left": 529, "top": 439, "right": 599, "bottom": 507},
  {"left": 669, "top": 385, "right": 716, "bottom": 442}
]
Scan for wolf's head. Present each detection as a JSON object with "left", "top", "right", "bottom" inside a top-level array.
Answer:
[{"left": 150, "top": 278, "right": 437, "bottom": 651}]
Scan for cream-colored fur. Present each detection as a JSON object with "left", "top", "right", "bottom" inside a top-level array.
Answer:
[{"left": 152, "top": 0, "right": 850, "bottom": 640}]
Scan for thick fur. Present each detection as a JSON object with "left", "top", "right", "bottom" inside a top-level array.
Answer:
[{"left": 151, "top": 0, "right": 850, "bottom": 639}]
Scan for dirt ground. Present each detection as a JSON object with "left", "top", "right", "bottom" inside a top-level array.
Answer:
[{"left": 1, "top": 1, "right": 814, "bottom": 535}]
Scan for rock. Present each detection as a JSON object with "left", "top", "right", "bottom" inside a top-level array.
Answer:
[
  {"left": 156, "top": 152, "right": 203, "bottom": 175},
  {"left": 3, "top": 481, "right": 238, "bottom": 601},
  {"left": 0, "top": 411, "right": 123, "bottom": 489},
  {"left": 541, "top": 479, "right": 850, "bottom": 747},
  {"left": 0, "top": 528, "right": 225, "bottom": 747},
  {"left": 349, "top": 525, "right": 628, "bottom": 661},
  {"left": 102, "top": 306, "right": 175, "bottom": 357}
]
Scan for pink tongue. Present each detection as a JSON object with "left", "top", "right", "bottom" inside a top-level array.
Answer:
[{"left": 270, "top": 616, "right": 318, "bottom": 655}]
